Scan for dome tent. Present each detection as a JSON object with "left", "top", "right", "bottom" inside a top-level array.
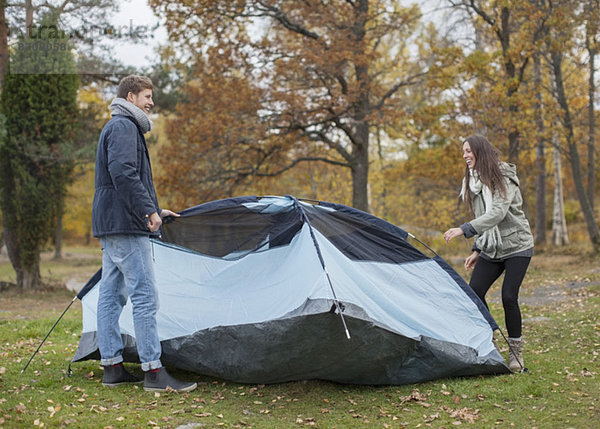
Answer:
[{"left": 71, "top": 195, "right": 510, "bottom": 384}]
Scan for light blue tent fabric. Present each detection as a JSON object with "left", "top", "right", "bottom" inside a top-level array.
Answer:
[{"left": 73, "top": 196, "right": 509, "bottom": 384}]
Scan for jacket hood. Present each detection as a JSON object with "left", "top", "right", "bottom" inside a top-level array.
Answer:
[{"left": 500, "top": 162, "right": 519, "bottom": 186}]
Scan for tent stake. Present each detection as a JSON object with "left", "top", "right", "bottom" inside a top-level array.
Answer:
[{"left": 21, "top": 295, "right": 77, "bottom": 374}]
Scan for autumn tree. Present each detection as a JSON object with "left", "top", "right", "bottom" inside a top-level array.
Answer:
[
  {"left": 150, "top": 0, "right": 452, "bottom": 212},
  {"left": 447, "top": 0, "right": 551, "bottom": 162},
  {"left": 546, "top": 0, "right": 600, "bottom": 252}
]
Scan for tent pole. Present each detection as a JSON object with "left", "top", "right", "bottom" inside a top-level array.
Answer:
[
  {"left": 21, "top": 295, "right": 77, "bottom": 374},
  {"left": 406, "top": 232, "right": 440, "bottom": 258},
  {"left": 323, "top": 268, "right": 351, "bottom": 339},
  {"left": 291, "top": 196, "right": 351, "bottom": 339}
]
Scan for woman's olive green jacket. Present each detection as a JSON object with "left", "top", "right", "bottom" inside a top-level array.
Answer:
[{"left": 462, "top": 162, "right": 534, "bottom": 260}]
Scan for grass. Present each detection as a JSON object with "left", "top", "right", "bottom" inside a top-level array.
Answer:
[
  {"left": 0, "top": 244, "right": 599, "bottom": 428},
  {"left": 0, "top": 245, "right": 101, "bottom": 289}
]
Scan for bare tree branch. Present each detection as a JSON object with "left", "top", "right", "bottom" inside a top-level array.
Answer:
[{"left": 253, "top": 1, "right": 319, "bottom": 39}]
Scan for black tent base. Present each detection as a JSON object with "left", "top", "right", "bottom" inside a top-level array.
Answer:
[{"left": 72, "top": 311, "right": 509, "bottom": 385}]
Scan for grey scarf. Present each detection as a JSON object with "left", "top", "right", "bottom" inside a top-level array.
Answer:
[
  {"left": 109, "top": 97, "right": 153, "bottom": 133},
  {"left": 461, "top": 169, "right": 503, "bottom": 254}
]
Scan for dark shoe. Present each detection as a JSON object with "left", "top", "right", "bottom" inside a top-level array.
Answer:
[
  {"left": 102, "top": 363, "right": 143, "bottom": 387},
  {"left": 143, "top": 367, "right": 197, "bottom": 392}
]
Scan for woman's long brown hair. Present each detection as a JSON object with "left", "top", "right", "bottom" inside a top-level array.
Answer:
[{"left": 463, "top": 135, "right": 507, "bottom": 212}]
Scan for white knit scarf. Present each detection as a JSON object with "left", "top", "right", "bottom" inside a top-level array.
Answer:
[
  {"left": 109, "top": 97, "right": 153, "bottom": 134},
  {"left": 461, "top": 169, "right": 503, "bottom": 254}
]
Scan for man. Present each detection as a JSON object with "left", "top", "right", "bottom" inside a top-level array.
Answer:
[{"left": 92, "top": 75, "right": 196, "bottom": 392}]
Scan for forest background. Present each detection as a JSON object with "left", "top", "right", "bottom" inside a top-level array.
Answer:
[{"left": 0, "top": 0, "right": 599, "bottom": 291}]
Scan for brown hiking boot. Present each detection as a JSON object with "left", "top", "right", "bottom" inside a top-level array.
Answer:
[{"left": 507, "top": 338, "right": 524, "bottom": 372}]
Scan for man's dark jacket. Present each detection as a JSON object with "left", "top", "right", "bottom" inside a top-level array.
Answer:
[{"left": 92, "top": 114, "right": 160, "bottom": 237}]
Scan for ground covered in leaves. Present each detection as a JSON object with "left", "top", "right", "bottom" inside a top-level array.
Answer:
[{"left": 0, "top": 246, "right": 598, "bottom": 428}]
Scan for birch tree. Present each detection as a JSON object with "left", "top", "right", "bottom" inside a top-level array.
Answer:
[{"left": 551, "top": 130, "right": 569, "bottom": 245}]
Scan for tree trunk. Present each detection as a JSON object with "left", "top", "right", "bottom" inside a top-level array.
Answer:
[
  {"left": 0, "top": 3, "right": 8, "bottom": 88},
  {"left": 376, "top": 128, "right": 388, "bottom": 219},
  {"left": 53, "top": 207, "right": 63, "bottom": 260},
  {"left": 499, "top": 7, "right": 521, "bottom": 163},
  {"left": 351, "top": 121, "right": 370, "bottom": 212},
  {"left": 551, "top": 51, "right": 600, "bottom": 252},
  {"left": 552, "top": 136, "right": 569, "bottom": 246},
  {"left": 25, "top": 0, "right": 34, "bottom": 34},
  {"left": 3, "top": 226, "right": 42, "bottom": 290},
  {"left": 533, "top": 52, "right": 546, "bottom": 244},
  {"left": 350, "top": 0, "right": 370, "bottom": 213},
  {"left": 587, "top": 43, "right": 596, "bottom": 210},
  {"left": 21, "top": 259, "right": 41, "bottom": 290},
  {"left": 2, "top": 226, "right": 21, "bottom": 281},
  {"left": 474, "top": 24, "right": 488, "bottom": 135}
]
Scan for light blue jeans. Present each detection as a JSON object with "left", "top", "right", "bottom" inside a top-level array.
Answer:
[{"left": 97, "top": 234, "right": 162, "bottom": 371}]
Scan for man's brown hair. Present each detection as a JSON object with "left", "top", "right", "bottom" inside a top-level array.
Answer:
[{"left": 116, "top": 75, "right": 154, "bottom": 99}]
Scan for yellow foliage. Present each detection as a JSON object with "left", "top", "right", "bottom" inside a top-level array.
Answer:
[{"left": 63, "top": 163, "right": 95, "bottom": 242}]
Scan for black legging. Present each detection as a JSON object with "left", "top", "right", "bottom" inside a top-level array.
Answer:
[{"left": 469, "top": 256, "right": 531, "bottom": 338}]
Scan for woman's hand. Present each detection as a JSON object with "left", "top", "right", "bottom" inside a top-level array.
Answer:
[
  {"left": 443, "top": 227, "right": 464, "bottom": 243},
  {"left": 465, "top": 251, "right": 479, "bottom": 271}
]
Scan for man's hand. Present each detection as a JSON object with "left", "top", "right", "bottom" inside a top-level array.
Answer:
[
  {"left": 465, "top": 251, "right": 479, "bottom": 271},
  {"left": 160, "top": 209, "right": 180, "bottom": 219},
  {"left": 443, "top": 227, "right": 464, "bottom": 243},
  {"left": 147, "top": 212, "right": 162, "bottom": 232}
]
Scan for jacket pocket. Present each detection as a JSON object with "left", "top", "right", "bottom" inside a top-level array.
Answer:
[{"left": 500, "top": 225, "right": 522, "bottom": 251}]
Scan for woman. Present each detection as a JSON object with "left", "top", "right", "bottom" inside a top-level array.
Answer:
[{"left": 443, "top": 134, "right": 534, "bottom": 372}]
